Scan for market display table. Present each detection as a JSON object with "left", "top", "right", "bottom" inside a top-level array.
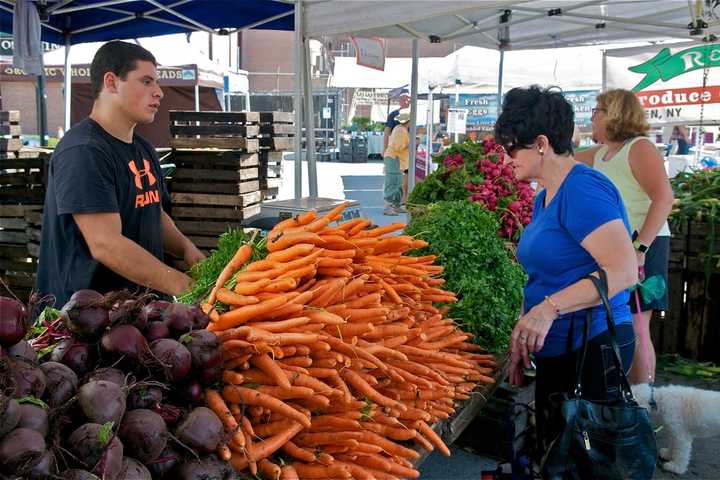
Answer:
[{"left": 413, "top": 354, "right": 509, "bottom": 470}]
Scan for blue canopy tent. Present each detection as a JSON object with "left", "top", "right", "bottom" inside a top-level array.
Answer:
[{"left": 0, "top": 0, "right": 300, "bottom": 166}]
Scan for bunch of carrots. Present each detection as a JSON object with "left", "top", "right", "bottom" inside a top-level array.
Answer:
[{"left": 200, "top": 202, "right": 497, "bottom": 480}]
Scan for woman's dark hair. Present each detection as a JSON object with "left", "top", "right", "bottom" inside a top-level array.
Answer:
[
  {"left": 494, "top": 85, "right": 575, "bottom": 156},
  {"left": 90, "top": 41, "right": 157, "bottom": 99}
]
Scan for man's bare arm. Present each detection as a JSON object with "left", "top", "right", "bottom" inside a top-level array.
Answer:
[
  {"left": 160, "top": 211, "right": 205, "bottom": 266},
  {"left": 73, "top": 212, "right": 191, "bottom": 296}
]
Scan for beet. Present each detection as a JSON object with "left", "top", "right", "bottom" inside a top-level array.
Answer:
[
  {"left": 17, "top": 402, "right": 49, "bottom": 436},
  {"left": 172, "top": 457, "right": 225, "bottom": 480},
  {"left": 144, "top": 446, "right": 179, "bottom": 478},
  {"left": 182, "top": 330, "right": 220, "bottom": 369},
  {"left": 200, "top": 363, "right": 222, "bottom": 386},
  {"left": 87, "top": 368, "right": 127, "bottom": 387},
  {"left": 7, "top": 340, "right": 38, "bottom": 362},
  {"left": 175, "top": 407, "right": 223, "bottom": 454},
  {"left": 0, "top": 427, "right": 46, "bottom": 474},
  {"left": 127, "top": 386, "right": 162, "bottom": 410},
  {"left": 109, "top": 299, "right": 149, "bottom": 331},
  {"left": 62, "top": 290, "right": 110, "bottom": 339},
  {"left": 178, "top": 380, "right": 204, "bottom": 406},
  {"left": 51, "top": 339, "right": 96, "bottom": 376},
  {"left": 28, "top": 450, "right": 57, "bottom": 479},
  {"left": 160, "top": 304, "right": 195, "bottom": 336},
  {"left": 40, "top": 361, "right": 78, "bottom": 407},
  {"left": 150, "top": 339, "right": 191, "bottom": 382},
  {"left": 139, "top": 300, "right": 171, "bottom": 326},
  {"left": 118, "top": 457, "right": 151, "bottom": 480},
  {"left": 101, "top": 325, "right": 151, "bottom": 361},
  {"left": 0, "top": 394, "right": 20, "bottom": 437},
  {"left": 144, "top": 322, "right": 169, "bottom": 342},
  {"left": 188, "top": 305, "right": 210, "bottom": 330},
  {"left": 118, "top": 409, "right": 167, "bottom": 463},
  {"left": 6, "top": 357, "right": 46, "bottom": 398},
  {"left": 68, "top": 423, "right": 124, "bottom": 480},
  {"left": 0, "top": 297, "right": 28, "bottom": 347},
  {"left": 62, "top": 470, "right": 101, "bottom": 480},
  {"left": 78, "top": 380, "right": 126, "bottom": 425}
]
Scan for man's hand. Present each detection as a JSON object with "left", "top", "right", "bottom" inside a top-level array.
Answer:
[{"left": 184, "top": 243, "right": 206, "bottom": 267}]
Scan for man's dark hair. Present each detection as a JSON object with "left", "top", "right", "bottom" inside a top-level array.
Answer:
[
  {"left": 90, "top": 41, "right": 157, "bottom": 99},
  {"left": 494, "top": 85, "right": 575, "bottom": 156}
]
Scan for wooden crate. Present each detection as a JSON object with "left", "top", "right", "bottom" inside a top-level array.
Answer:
[
  {"left": 0, "top": 111, "right": 21, "bottom": 153},
  {"left": 259, "top": 151, "right": 283, "bottom": 197},
  {"left": 651, "top": 219, "right": 720, "bottom": 361},
  {"left": 257, "top": 112, "right": 294, "bottom": 152},
  {"left": 169, "top": 111, "right": 261, "bottom": 151},
  {"left": 0, "top": 205, "right": 38, "bottom": 303},
  {"left": 0, "top": 153, "right": 49, "bottom": 204}
]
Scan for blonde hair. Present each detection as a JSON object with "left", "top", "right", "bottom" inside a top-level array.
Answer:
[{"left": 596, "top": 89, "right": 650, "bottom": 142}]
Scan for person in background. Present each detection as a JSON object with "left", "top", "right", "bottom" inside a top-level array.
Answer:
[
  {"left": 572, "top": 124, "right": 582, "bottom": 148},
  {"left": 496, "top": 86, "right": 638, "bottom": 453},
  {"left": 576, "top": 88, "right": 674, "bottom": 385},
  {"left": 36, "top": 41, "right": 205, "bottom": 307},
  {"left": 384, "top": 91, "right": 411, "bottom": 151},
  {"left": 671, "top": 125, "right": 691, "bottom": 155},
  {"left": 383, "top": 111, "right": 411, "bottom": 215}
]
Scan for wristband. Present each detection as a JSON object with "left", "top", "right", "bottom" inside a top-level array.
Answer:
[{"left": 545, "top": 295, "right": 561, "bottom": 316}]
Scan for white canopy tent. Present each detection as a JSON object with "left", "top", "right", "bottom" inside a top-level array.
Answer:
[{"left": 293, "top": 0, "right": 716, "bottom": 194}]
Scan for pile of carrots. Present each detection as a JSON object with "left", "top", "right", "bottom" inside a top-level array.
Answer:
[{"left": 200, "top": 202, "right": 498, "bottom": 480}]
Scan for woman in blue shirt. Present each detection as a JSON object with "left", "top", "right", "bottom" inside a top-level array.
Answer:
[{"left": 494, "top": 86, "right": 639, "bottom": 454}]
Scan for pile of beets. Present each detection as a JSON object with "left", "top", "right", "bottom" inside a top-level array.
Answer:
[{"left": 0, "top": 291, "right": 234, "bottom": 480}]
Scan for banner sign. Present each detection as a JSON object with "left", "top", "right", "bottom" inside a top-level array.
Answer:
[
  {"left": 0, "top": 63, "right": 212, "bottom": 87},
  {"left": 351, "top": 37, "right": 386, "bottom": 71},
  {"left": 606, "top": 42, "right": 720, "bottom": 125},
  {"left": 563, "top": 90, "right": 599, "bottom": 129},
  {"left": 449, "top": 94, "right": 498, "bottom": 130},
  {"left": 0, "top": 33, "right": 60, "bottom": 57},
  {"left": 629, "top": 44, "right": 720, "bottom": 92}
]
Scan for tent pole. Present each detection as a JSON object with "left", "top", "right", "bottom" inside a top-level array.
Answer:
[
  {"left": 63, "top": 35, "right": 72, "bottom": 132},
  {"left": 293, "top": 0, "right": 303, "bottom": 199},
  {"left": 496, "top": 49, "right": 504, "bottom": 117},
  {"left": 194, "top": 85, "right": 200, "bottom": 111},
  {"left": 408, "top": 39, "right": 418, "bottom": 192},
  {"left": 602, "top": 50, "right": 607, "bottom": 92},
  {"left": 37, "top": 60, "right": 48, "bottom": 147},
  {"left": 426, "top": 88, "right": 434, "bottom": 173},
  {"left": 454, "top": 81, "right": 459, "bottom": 143},
  {"left": 303, "top": 37, "right": 318, "bottom": 198},
  {"left": 245, "top": 90, "right": 251, "bottom": 111}
]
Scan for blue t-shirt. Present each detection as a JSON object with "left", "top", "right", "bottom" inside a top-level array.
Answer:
[{"left": 516, "top": 163, "right": 633, "bottom": 358}]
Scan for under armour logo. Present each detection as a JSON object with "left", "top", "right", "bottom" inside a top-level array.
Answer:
[{"left": 128, "top": 159, "right": 157, "bottom": 190}]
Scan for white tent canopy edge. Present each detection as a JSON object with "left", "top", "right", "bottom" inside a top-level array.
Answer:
[{"left": 296, "top": 0, "right": 714, "bottom": 195}]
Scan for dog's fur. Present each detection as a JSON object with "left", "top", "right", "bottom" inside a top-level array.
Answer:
[{"left": 632, "top": 383, "right": 720, "bottom": 474}]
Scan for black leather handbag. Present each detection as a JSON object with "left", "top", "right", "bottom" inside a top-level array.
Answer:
[{"left": 541, "top": 271, "right": 657, "bottom": 480}]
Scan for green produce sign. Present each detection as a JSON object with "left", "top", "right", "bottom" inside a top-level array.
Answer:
[{"left": 629, "top": 43, "right": 720, "bottom": 92}]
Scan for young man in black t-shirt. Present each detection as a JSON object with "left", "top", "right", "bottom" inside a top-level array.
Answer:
[{"left": 36, "top": 41, "right": 205, "bottom": 307}]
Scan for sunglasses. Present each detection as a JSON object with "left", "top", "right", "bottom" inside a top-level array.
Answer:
[
  {"left": 591, "top": 107, "right": 606, "bottom": 119},
  {"left": 500, "top": 141, "right": 533, "bottom": 159}
]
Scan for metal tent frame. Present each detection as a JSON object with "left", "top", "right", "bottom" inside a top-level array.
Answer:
[{"left": 298, "top": 0, "right": 716, "bottom": 192}]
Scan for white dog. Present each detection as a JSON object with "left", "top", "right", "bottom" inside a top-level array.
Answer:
[{"left": 631, "top": 383, "right": 720, "bottom": 474}]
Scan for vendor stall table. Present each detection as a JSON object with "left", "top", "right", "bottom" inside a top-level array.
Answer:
[{"left": 413, "top": 355, "right": 509, "bottom": 470}]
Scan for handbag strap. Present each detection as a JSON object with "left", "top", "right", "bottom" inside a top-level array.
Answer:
[{"left": 573, "top": 270, "right": 633, "bottom": 400}]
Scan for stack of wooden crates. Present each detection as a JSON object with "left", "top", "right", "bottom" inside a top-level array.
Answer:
[
  {"left": 0, "top": 111, "right": 49, "bottom": 301},
  {"left": 651, "top": 219, "right": 720, "bottom": 362},
  {"left": 168, "top": 110, "right": 293, "bottom": 253}
]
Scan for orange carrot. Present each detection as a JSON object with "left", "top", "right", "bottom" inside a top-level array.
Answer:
[
  {"left": 250, "top": 353, "right": 292, "bottom": 390},
  {"left": 229, "top": 421, "right": 304, "bottom": 470},
  {"left": 206, "top": 244, "right": 253, "bottom": 305},
  {"left": 210, "top": 295, "right": 288, "bottom": 330},
  {"left": 234, "top": 277, "right": 273, "bottom": 295},
  {"left": 216, "top": 288, "right": 260, "bottom": 307},
  {"left": 223, "top": 385, "right": 310, "bottom": 428}
]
